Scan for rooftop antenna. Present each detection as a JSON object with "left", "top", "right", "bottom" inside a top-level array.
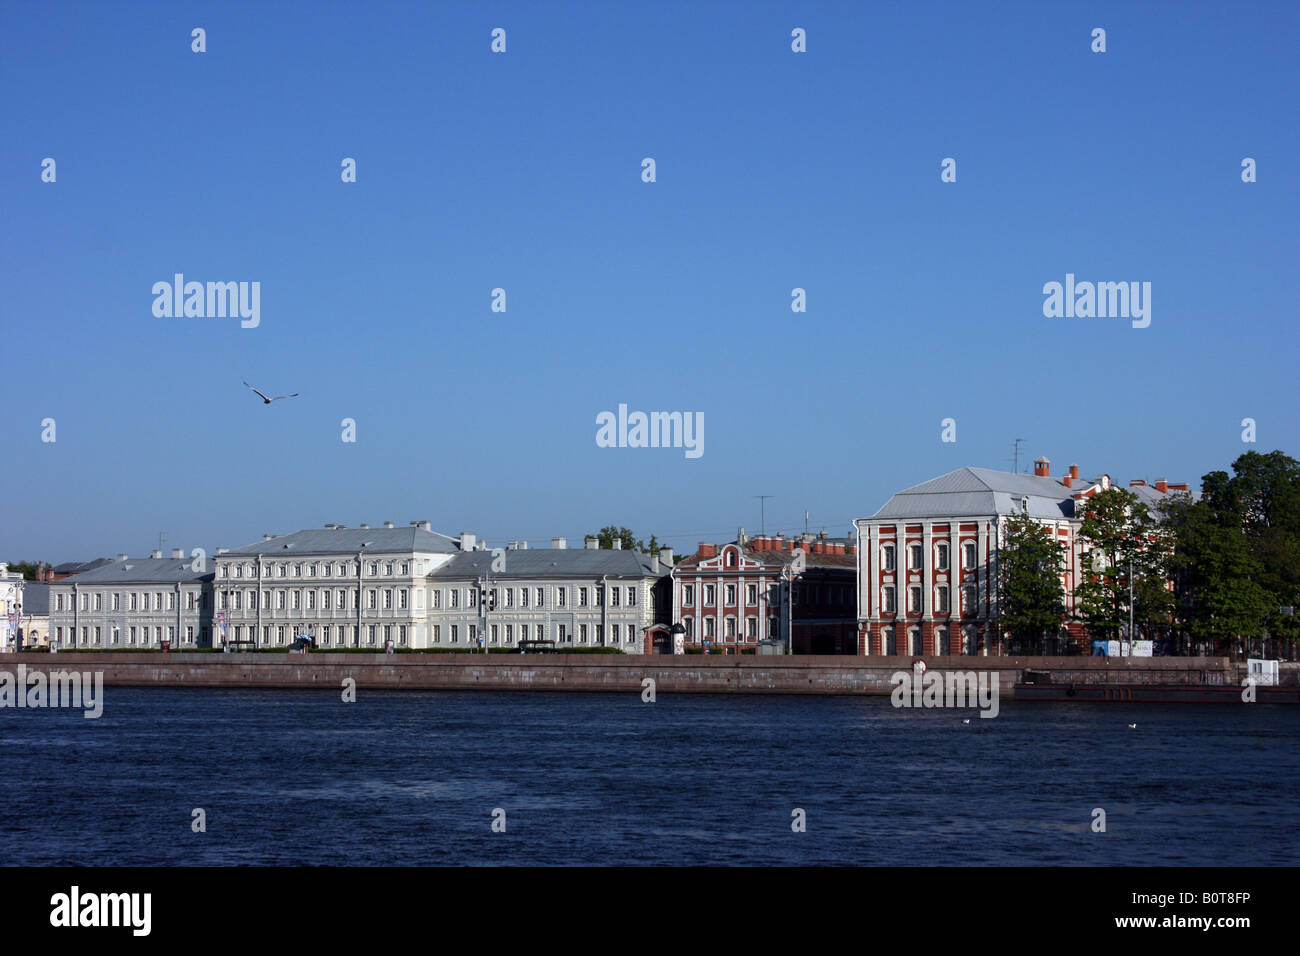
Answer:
[
  {"left": 755, "top": 495, "right": 774, "bottom": 536},
  {"left": 158, "top": 531, "right": 166, "bottom": 554},
  {"left": 1013, "top": 438, "right": 1025, "bottom": 474}
]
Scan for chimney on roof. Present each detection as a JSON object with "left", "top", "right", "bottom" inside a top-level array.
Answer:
[
  {"left": 263, "top": 534, "right": 273, "bottom": 541},
  {"left": 699, "top": 543, "right": 717, "bottom": 559},
  {"left": 507, "top": 541, "right": 518, "bottom": 550},
  {"left": 612, "top": 539, "right": 622, "bottom": 550},
  {"left": 1064, "top": 475, "right": 1072, "bottom": 488},
  {"left": 171, "top": 548, "right": 183, "bottom": 559},
  {"left": 359, "top": 523, "right": 370, "bottom": 529},
  {"left": 383, "top": 521, "right": 394, "bottom": 529},
  {"left": 460, "top": 533, "right": 476, "bottom": 551},
  {"left": 552, "top": 537, "right": 566, "bottom": 550},
  {"left": 1155, "top": 478, "right": 1168, "bottom": 494},
  {"left": 1069, "top": 463, "right": 1079, "bottom": 481},
  {"left": 151, "top": 549, "right": 162, "bottom": 559},
  {"left": 216, "top": 548, "right": 228, "bottom": 555},
  {"left": 585, "top": 536, "right": 598, "bottom": 550},
  {"left": 738, "top": 526, "right": 746, "bottom": 545},
  {"left": 1169, "top": 482, "right": 1190, "bottom": 492},
  {"left": 411, "top": 520, "right": 432, "bottom": 531},
  {"left": 520, "top": 541, "right": 528, "bottom": 549},
  {"left": 659, "top": 547, "right": 674, "bottom": 566},
  {"left": 117, "top": 553, "right": 128, "bottom": 562},
  {"left": 1034, "top": 457, "right": 1050, "bottom": 477},
  {"left": 1130, "top": 479, "right": 1146, "bottom": 488}
]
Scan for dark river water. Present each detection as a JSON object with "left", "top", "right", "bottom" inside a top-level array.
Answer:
[{"left": 1, "top": 688, "right": 1295, "bottom": 865}]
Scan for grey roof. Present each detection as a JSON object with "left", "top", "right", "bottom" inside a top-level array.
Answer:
[
  {"left": 870, "top": 467, "right": 1194, "bottom": 522},
  {"left": 20, "top": 581, "right": 49, "bottom": 615},
  {"left": 52, "top": 557, "right": 114, "bottom": 574},
  {"left": 871, "top": 467, "right": 1076, "bottom": 520},
  {"left": 429, "top": 548, "right": 665, "bottom": 580},
  {"left": 50, "top": 557, "right": 214, "bottom": 585},
  {"left": 227, "top": 527, "right": 459, "bottom": 557}
]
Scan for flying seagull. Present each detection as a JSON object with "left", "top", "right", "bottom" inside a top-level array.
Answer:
[{"left": 243, "top": 381, "right": 299, "bottom": 405}]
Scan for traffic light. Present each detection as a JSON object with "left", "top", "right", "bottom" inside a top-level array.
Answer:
[{"left": 487, "top": 589, "right": 498, "bottom": 611}]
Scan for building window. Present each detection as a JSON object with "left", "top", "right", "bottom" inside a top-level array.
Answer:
[
  {"left": 579, "top": 624, "right": 588, "bottom": 644},
  {"left": 725, "top": 584, "right": 736, "bottom": 605},
  {"left": 936, "top": 543, "right": 949, "bottom": 571},
  {"left": 908, "top": 544, "right": 923, "bottom": 570},
  {"left": 963, "top": 541, "right": 977, "bottom": 569},
  {"left": 685, "top": 618, "right": 694, "bottom": 637},
  {"left": 746, "top": 617, "right": 757, "bottom": 639},
  {"left": 503, "top": 588, "right": 512, "bottom": 609},
  {"left": 726, "top": 550, "right": 737, "bottom": 568},
  {"left": 704, "top": 585, "right": 715, "bottom": 606},
  {"left": 535, "top": 587, "right": 544, "bottom": 607},
  {"left": 963, "top": 586, "right": 978, "bottom": 616},
  {"left": 908, "top": 586, "right": 922, "bottom": 613},
  {"left": 883, "top": 545, "right": 895, "bottom": 571},
  {"left": 578, "top": 587, "right": 588, "bottom": 608},
  {"left": 683, "top": 584, "right": 695, "bottom": 606},
  {"left": 450, "top": 625, "right": 459, "bottom": 644},
  {"left": 519, "top": 588, "right": 528, "bottom": 609},
  {"left": 725, "top": 617, "right": 736, "bottom": 638},
  {"left": 936, "top": 586, "right": 950, "bottom": 614},
  {"left": 746, "top": 584, "right": 757, "bottom": 606},
  {"left": 610, "top": 588, "right": 619, "bottom": 608},
  {"left": 399, "top": 589, "right": 408, "bottom": 610},
  {"left": 882, "top": 586, "right": 896, "bottom": 614},
  {"left": 450, "top": 589, "right": 459, "bottom": 609},
  {"left": 557, "top": 588, "right": 567, "bottom": 608},
  {"left": 704, "top": 617, "right": 716, "bottom": 638},
  {"left": 627, "top": 586, "right": 636, "bottom": 607},
  {"left": 383, "top": 589, "right": 393, "bottom": 610}
]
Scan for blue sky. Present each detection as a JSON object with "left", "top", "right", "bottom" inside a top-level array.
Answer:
[{"left": 2, "top": 0, "right": 1297, "bottom": 562}]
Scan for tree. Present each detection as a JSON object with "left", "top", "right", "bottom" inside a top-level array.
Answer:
[
  {"left": 997, "top": 513, "right": 1067, "bottom": 654},
  {"left": 591, "top": 527, "right": 664, "bottom": 554},
  {"left": 1159, "top": 492, "right": 1270, "bottom": 657},
  {"left": 4, "top": 561, "right": 44, "bottom": 581},
  {"left": 1075, "top": 488, "right": 1171, "bottom": 645}
]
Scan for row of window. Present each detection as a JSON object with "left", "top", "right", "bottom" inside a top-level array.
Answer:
[
  {"left": 881, "top": 541, "right": 979, "bottom": 573},
  {"left": 681, "top": 582, "right": 853, "bottom": 608},
  {"left": 429, "top": 622, "right": 638, "bottom": 645},
  {"left": 680, "top": 616, "right": 773, "bottom": 639},
  {"left": 219, "top": 587, "right": 410, "bottom": 612},
  {"left": 220, "top": 560, "right": 413, "bottom": 579},
  {"left": 57, "top": 624, "right": 201, "bottom": 646},
  {"left": 877, "top": 625, "right": 985, "bottom": 655},
  {"left": 431, "top": 584, "right": 639, "bottom": 610},
  {"left": 55, "top": 591, "right": 200, "bottom": 612},
  {"left": 880, "top": 584, "right": 980, "bottom": 615}
]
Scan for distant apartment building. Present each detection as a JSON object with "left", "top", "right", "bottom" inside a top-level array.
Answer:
[
  {"left": 213, "top": 522, "right": 461, "bottom": 649},
  {"left": 17, "top": 580, "right": 50, "bottom": 647},
  {"left": 425, "top": 536, "right": 671, "bottom": 650},
  {"left": 854, "top": 458, "right": 1190, "bottom": 656},
  {"left": 47, "top": 551, "right": 216, "bottom": 649},
  {"left": 673, "top": 531, "right": 857, "bottom": 654}
]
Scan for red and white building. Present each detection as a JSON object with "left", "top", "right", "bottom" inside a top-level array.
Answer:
[
  {"left": 673, "top": 531, "right": 857, "bottom": 654},
  {"left": 853, "top": 458, "right": 1190, "bottom": 656}
]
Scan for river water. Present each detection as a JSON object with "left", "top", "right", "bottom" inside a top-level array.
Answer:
[{"left": 1, "top": 688, "right": 1295, "bottom": 865}]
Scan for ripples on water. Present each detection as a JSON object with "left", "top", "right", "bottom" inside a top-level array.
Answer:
[{"left": 1, "top": 687, "right": 1296, "bottom": 865}]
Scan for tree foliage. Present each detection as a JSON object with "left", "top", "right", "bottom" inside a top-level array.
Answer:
[{"left": 997, "top": 513, "right": 1067, "bottom": 653}]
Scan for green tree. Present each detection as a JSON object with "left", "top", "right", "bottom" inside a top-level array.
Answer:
[
  {"left": 1075, "top": 488, "right": 1171, "bottom": 645},
  {"left": 591, "top": 527, "right": 664, "bottom": 554},
  {"left": 4, "top": 560, "right": 44, "bottom": 580},
  {"left": 997, "top": 513, "right": 1067, "bottom": 654},
  {"left": 1159, "top": 492, "right": 1270, "bottom": 657}
]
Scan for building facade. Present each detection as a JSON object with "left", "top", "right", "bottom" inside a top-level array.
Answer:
[
  {"left": 213, "top": 522, "right": 462, "bottom": 649},
  {"left": 425, "top": 536, "right": 671, "bottom": 650},
  {"left": 47, "top": 551, "right": 216, "bottom": 649},
  {"left": 854, "top": 458, "right": 1189, "bottom": 656},
  {"left": 673, "top": 531, "right": 857, "bottom": 654}
]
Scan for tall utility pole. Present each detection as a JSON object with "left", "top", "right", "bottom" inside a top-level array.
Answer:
[{"left": 755, "top": 496, "right": 774, "bottom": 536}]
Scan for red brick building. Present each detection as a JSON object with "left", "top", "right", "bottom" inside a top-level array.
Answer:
[
  {"left": 854, "top": 458, "right": 1190, "bottom": 656},
  {"left": 673, "top": 531, "right": 857, "bottom": 654}
]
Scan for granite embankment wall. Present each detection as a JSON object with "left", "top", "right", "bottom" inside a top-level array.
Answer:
[{"left": 4, "top": 653, "right": 1283, "bottom": 695}]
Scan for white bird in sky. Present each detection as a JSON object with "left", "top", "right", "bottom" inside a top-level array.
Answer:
[
  {"left": 243, "top": 381, "right": 299, "bottom": 405},
  {"left": 1128, "top": 723, "right": 1137, "bottom": 729}
]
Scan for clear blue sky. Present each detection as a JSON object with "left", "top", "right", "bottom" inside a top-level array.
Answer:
[{"left": 2, "top": 0, "right": 1297, "bottom": 562}]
